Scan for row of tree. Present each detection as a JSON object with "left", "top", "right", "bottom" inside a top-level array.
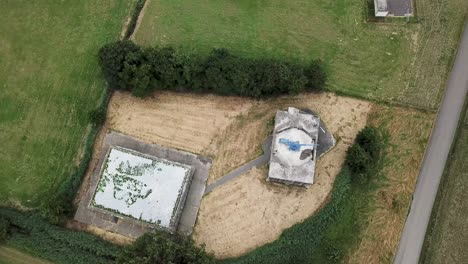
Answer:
[{"left": 98, "top": 41, "right": 327, "bottom": 98}]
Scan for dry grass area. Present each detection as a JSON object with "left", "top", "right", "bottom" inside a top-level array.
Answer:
[
  {"left": 346, "top": 105, "right": 434, "bottom": 263},
  {"left": 192, "top": 95, "right": 371, "bottom": 258},
  {"left": 107, "top": 91, "right": 253, "bottom": 156},
  {"left": 209, "top": 93, "right": 371, "bottom": 183},
  {"left": 106, "top": 91, "right": 370, "bottom": 185}
]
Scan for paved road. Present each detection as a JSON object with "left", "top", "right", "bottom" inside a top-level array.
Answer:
[
  {"left": 204, "top": 136, "right": 272, "bottom": 194},
  {"left": 204, "top": 120, "right": 336, "bottom": 194},
  {"left": 394, "top": 21, "right": 468, "bottom": 264}
]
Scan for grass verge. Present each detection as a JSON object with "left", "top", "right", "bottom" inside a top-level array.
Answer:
[
  {"left": 0, "top": 0, "right": 132, "bottom": 207},
  {"left": 420, "top": 97, "right": 468, "bottom": 264}
]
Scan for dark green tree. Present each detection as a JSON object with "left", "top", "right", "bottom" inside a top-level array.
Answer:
[
  {"left": 203, "top": 49, "right": 250, "bottom": 95},
  {"left": 132, "top": 64, "right": 153, "bottom": 98},
  {"left": 98, "top": 40, "right": 140, "bottom": 89},
  {"left": 355, "top": 126, "right": 382, "bottom": 162},
  {"left": 117, "top": 232, "right": 215, "bottom": 264},
  {"left": 346, "top": 144, "right": 372, "bottom": 176}
]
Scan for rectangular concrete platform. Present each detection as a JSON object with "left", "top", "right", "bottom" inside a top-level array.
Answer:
[{"left": 74, "top": 130, "right": 211, "bottom": 237}]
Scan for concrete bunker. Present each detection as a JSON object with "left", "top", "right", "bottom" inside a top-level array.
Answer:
[{"left": 267, "top": 107, "right": 320, "bottom": 187}]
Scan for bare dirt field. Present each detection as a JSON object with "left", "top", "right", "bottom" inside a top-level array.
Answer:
[{"left": 192, "top": 95, "right": 371, "bottom": 258}]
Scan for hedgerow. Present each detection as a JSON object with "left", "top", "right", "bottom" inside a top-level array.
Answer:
[
  {"left": 98, "top": 41, "right": 327, "bottom": 98},
  {"left": 0, "top": 208, "right": 120, "bottom": 264}
]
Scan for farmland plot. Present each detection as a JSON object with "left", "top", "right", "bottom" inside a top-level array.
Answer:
[{"left": 0, "top": 1, "right": 133, "bottom": 206}]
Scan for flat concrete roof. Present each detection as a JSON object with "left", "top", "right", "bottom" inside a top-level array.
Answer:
[
  {"left": 75, "top": 131, "right": 211, "bottom": 237},
  {"left": 267, "top": 107, "right": 319, "bottom": 186}
]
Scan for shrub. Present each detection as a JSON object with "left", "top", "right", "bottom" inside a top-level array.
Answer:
[
  {"left": 89, "top": 106, "right": 107, "bottom": 126},
  {"left": 346, "top": 144, "right": 372, "bottom": 175},
  {"left": 117, "top": 232, "right": 215, "bottom": 264},
  {"left": 347, "top": 126, "right": 384, "bottom": 183},
  {"left": 355, "top": 126, "right": 382, "bottom": 162}
]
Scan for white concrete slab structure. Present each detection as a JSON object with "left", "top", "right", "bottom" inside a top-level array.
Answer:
[{"left": 91, "top": 147, "right": 193, "bottom": 232}]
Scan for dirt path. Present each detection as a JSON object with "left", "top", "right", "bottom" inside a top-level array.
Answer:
[{"left": 204, "top": 136, "right": 272, "bottom": 194}]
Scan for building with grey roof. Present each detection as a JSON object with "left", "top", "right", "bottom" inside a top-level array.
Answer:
[
  {"left": 267, "top": 107, "right": 319, "bottom": 187},
  {"left": 374, "top": 0, "right": 414, "bottom": 17}
]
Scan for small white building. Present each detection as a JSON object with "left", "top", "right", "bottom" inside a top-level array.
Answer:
[
  {"left": 374, "top": 0, "right": 389, "bottom": 17},
  {"left": 267, "top": 107, "right": 320, "bottom": 187}
]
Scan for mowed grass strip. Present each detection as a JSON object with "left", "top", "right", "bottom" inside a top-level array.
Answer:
[
  {"left": 134, "top": 0, "right": 467, "bottom": 109},
  {"left": 0, "top": 1, "right": 133, "bottom": 206},
  {"left": 421, "top": 107, "right": 468, "bottom": 264},
  {"left": 0, "top": 247, "right": 51, "bottom": 264}
]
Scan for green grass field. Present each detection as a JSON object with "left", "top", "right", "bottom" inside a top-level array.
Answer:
[
  {"left": 0, "top": 1, "right": 132, "bottom": 206},
  {"left": 134, "top": 0, "right": 467, "bottom": 109},
  {"left": 0, "top": 247, "right": 50, "bottom": 264},
  {"left": 421, "top": 104, "right": 468, "bottom": 264}
]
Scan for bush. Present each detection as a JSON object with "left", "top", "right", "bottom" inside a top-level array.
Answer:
[
  {"left": 346, "top": 126, "right": 383, "bottom": 183},
  {"left": 97, "top": 41, "right": 326, "bottom": 98},
  {"left": 117, "top": 232, "right": 215, "bottom": 264},
  {"left": 346, "top": 144, "right": 372, "bottom": 175},
  {"left": 98, "top": 40, "right": 141, "bottom": 90},
  {"left": 355, "top": 126, "right": 382, "bottom": 162},
  {"left": 0, "top": 208, "right": 120, "bottom": 264},
  {"left": 89, "top": 106, "right": 107, "bottom": 126}
]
